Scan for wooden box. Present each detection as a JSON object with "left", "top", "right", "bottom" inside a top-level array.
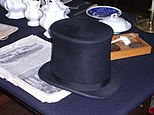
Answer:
[{"left": 111, "top": 33, "right": 152, "bottom": 60}]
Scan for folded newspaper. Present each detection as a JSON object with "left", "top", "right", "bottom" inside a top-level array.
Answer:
[{"left": 0, "top": 35, "right": 71, "bottom": 103}]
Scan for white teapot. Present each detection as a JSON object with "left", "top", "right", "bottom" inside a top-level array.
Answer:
[
  {"left": 4, "top": 0, "right": 26, "bottom": 19},
  {"left": 40, "top": 0, "right": 70, "bottom": 38},
  {"left": 99, "top": 13, "right": 131, "bottom": 34}
]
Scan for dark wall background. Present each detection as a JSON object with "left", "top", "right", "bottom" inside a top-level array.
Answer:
[
  {"left": 90, "top": 0, "right": 152, "bottom": 17},
  {"left": 118, "top": 0, "right": 151, "bottom": 16}
]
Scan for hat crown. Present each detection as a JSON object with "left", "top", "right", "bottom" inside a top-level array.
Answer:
[
  {"left": 51, "top": 18, "right": 112, "bottom": 43},
  {"left": 50, "top": 18, "right": 113, "bottom": 91}
]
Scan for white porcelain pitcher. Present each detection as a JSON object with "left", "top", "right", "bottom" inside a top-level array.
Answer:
[
  {"left": 22, "top": 0, "right": 42, "bottom": 27},
  {"left": 0, "top": 0, "right": 6, "bottom": 7}
]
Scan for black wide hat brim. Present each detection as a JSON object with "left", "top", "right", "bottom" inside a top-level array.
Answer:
[{"left": 38, "top": 61, "right": 123, "bottom": 99}]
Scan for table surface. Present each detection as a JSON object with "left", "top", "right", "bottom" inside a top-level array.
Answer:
[{"left": 1, "top": 1, "right": 154, "bottom": 115}]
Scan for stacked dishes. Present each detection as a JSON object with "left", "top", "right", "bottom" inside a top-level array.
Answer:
[{"left": 86, "top": 6, "right": 131, "bottom": 34}]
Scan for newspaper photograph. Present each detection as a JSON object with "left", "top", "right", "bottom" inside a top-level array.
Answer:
[{"left": 0, "top": 35, "right": 71, "bottom": 103}]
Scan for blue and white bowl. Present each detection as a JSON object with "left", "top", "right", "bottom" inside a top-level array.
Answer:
[{"left": 86, "top": 6, "right": 122, "bottom": 19}]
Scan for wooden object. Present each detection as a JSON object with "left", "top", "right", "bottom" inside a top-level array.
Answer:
[
  {"left": 111, "top": 33, "right": 152, "bottom": 60},
  {"left": 0, "top": 92, "right": 11, "bottom": 106}
]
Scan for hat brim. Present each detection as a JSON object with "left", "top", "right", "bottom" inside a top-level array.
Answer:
[{"left": 38, "top": 61, "right": 123, "bottom": 99}]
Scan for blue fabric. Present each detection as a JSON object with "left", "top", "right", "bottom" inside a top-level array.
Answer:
[{"left": 1, "top": 4, "right": 154, "bottom": 115}]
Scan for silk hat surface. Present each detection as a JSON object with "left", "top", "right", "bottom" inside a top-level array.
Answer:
[{"left": 38, "top": 17, "right": 122, "bottom": 99}]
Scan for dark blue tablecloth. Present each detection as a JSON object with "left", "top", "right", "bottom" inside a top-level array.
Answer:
[{"left": 1, "top": 3, "right": 154, "bottom": 115}]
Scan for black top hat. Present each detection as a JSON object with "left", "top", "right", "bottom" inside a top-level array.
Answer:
[{"left": 38, "top": 17, "right": 122, "bottom": 99}]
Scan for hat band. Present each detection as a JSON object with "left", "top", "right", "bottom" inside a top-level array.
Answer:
[{"left": 51, "top": 72, "right": 110, "bottom": 91}]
